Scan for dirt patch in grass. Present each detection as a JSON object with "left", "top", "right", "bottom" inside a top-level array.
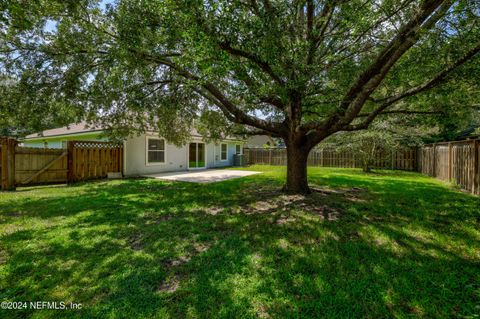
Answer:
[
  {"left": 275, "top": 215, "right": 297, "bottom": 224},
  {"left": 157, "top": 275, "right": 182, "bottom": 293},
  {"left": 143, "top": 213, "right": 172, "bottom": 224},
  {"left": 309, "top": 205, "right": 340, "bottom": 221},
  {"left": 193, "top": 242, "right": 210, "bottom": 253},
  {"left": 205, "top": 206, "right": 224, "bottom": 215},
  {"left": 127, "top": 233, "right": 143, "bottom": 251},
  {"left": 239, "top": 187, "right": 352, "bottom": 221},
  {"left": 169, "top": 256, "right": 191, "bottom": 267},
  {"left": 163, "top": 242, "right": 211, "bottom": 268}
]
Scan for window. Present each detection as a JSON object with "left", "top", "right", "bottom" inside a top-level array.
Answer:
[
  {"left": 146, "top": 137, "right": 166, "bottom": 164},
  {"left": 235, "top": 144, "right": 242, "bottom": 155},
  {"left": 220, "top": 143, "right": 228, "bottom": 161}
]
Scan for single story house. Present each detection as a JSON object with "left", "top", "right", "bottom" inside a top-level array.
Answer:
[{"left": 23, "top": 122, "right": 245, "bottom": 176}]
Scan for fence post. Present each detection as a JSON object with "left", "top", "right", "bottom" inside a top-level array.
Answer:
[
  {"left": 7, "top": 138, "right": 16, "bottom": 190},
  {"left": 472, "top": 140, "right": 478, "bottom": 195},
  {"left": 67, "top": 141, "right": 74, "bottom": 183},
  {"left": 1, "top": 137, "right": 16, "bottom": 191},
  {"left": 432, "top": 143, "right": 437, "bottom": 177},
  {"left": 448, "top": 142, "right": 453, "bottom": 181},
  {"left": 269, "top": 149, "right": 272, "bottom": 165}
]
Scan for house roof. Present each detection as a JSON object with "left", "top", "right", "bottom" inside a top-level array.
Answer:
[
  {"left": 24, "top": 122, "right": 102, "bottom": 140},
  {"left": 24, "top": 121, "right": 243, "bottom": 141},
  {"left": 455, "top": 125, "right": 480, "bottom": 140}
]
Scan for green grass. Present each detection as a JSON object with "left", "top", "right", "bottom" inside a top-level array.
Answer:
[
  {"left": 188, "top": 161, "right": 206, "bottom": 168},
  {"left": 0, "top": 166, "right": 479, "bottom": 318}
]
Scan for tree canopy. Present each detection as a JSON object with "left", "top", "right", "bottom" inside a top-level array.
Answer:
[{"left": 1, "top": 0, "right": 479, "bottom": 192}]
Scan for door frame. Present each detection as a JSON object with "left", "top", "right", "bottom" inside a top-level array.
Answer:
[{"left": 187, "top": 142, "right": 207, "bottom": 170}]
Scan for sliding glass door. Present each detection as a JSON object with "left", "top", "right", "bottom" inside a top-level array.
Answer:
[{"left": 188, "top": 142, "right": 206, "bottom": 169}]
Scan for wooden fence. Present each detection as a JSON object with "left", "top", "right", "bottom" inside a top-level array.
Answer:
[
  {"left": 245, "top": 139, "right": 480, "bottom": 195},
  {"left": 68, "top": 140, "right": 123, "bottom": 182},
  {"left": 418, "top": 140, "right": 479, "bottom": 195},
  {"left": 15, "top": 147, "right": 68, "bottom": 186},
  {"left": 0, "top": 137, "right": 123, "bottom": 191},
  {"left": 0, "top": 138, "right": 17, "bottom": 190},
  {"left": 244, "top": 147, "right": 418, "bottom": 170}
]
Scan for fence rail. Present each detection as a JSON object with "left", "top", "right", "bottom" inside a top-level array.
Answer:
[
  {"left": 0, "top": 137, "right": 123, "bottom": 191},
  {"left": 244, "top": 147, "right": 417, "bottom": 171}
]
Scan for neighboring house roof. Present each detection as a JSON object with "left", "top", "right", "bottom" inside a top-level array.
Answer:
[
  {"left": 24, "top": 121, "right": 243, "bottom": 142},
  {"left": 455, "top": 125, "right": 480, "bottom": 140},
  {"left": 24, "top": 122, "right": 102, "bottom": 140},
  {"left": 245, "top": 135, "right": 279, "bottom": 148}
]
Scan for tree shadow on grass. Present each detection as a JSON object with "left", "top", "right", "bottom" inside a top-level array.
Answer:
[{"left": 0, "top": 169, "right": 479, "bottom": 318}]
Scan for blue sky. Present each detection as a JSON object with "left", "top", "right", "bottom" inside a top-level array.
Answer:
[{"left": 44, "top": 0, "right": 115, "bottom": 32}]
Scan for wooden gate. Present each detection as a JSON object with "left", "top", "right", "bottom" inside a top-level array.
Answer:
[
  {"left": 67, "top": 141, "right": 123, "bottom": 182},
  {"left": 15, "top": 147, "right": 68, "bottom": 185}
]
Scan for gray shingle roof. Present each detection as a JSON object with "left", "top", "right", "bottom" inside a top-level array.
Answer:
[{"left": 24, "top": 122, "right": 102, "bottom": 139}]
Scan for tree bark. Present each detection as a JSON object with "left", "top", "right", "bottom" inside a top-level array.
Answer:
[{"left": 284, "top": 142, "right": 311, "bottom": 194}]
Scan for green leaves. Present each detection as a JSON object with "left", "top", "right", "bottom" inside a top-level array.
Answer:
[{"left": 0, "top": 0, "right": 479, "bottom": 145}]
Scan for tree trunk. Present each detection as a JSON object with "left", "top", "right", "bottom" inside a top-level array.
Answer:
[
  {"left": 284, "top": 143, "right": 311, "bottom": 194},
  {"left": 362, "top": 158, "right": 371, "bottom": 172}
]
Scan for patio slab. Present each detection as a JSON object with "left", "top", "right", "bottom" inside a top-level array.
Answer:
[{"left": 142, "top": 169, "right": 261, "bottom": 183}]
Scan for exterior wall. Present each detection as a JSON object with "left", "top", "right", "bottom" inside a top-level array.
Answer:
[
  {"left": 25, "top": 131, "right": 244, "bottom": 175},
  {"left": 124, "top": 134, "right": 243, "bottom": 176},
  {"left": 209, "top": 142, "right": 240, "bottom": 168},
  {"left": 124, "top": 134, "right": 188, "bottom": 176},
  {"left": 124, "top": 134, "right": 244, "bottom": 176},
  {"left": 22, "top": 133, "right": 107, "bottom": 149}
]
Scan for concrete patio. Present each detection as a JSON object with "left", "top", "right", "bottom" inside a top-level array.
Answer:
[{"left": 142, "top": 169, "right": 261, "bottom": 183}]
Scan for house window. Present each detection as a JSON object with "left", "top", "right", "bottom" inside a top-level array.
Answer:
[
  {"left": 235, "top": 144, "right": 242, "bottom": 155},
  {"left": 146, "top": 137, "right": 166, "bottom": 164},
  {"left": 220, "top": 143, "right": 228, "bottom": 161}
]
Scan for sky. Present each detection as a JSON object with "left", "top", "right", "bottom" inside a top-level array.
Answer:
[{"left": 44, "top": 0, "right": 115, "bottom": 33}]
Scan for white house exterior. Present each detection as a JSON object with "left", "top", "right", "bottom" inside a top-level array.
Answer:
[{"left": 23, "top": 122, "right": 245, "bottom": 176}]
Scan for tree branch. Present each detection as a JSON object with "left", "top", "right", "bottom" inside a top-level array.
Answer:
[
  {"left": 218, "top": 41, "right": 285, "bottom": 86},
  {"left": 307, "top": 0, "right": 452, "bottom": 137},
  {"left": 338, "top": 0, "right": 453, "bottom": 122},
  {"left": 376, "top": 40, "right": 480, "bottom": 107},
  {"left": 149, "top": 57, "right": 285, "bottom": 135},
  {"left": 343, "top": 40, "right": 480, "bottom": 131},
  {"left": 357, "top": 110, "right": 444, "bottom": 117}
]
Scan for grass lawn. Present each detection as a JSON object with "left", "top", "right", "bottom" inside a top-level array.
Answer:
[{"left": 0, "top": 166, "right": 479, "bottom": 318}]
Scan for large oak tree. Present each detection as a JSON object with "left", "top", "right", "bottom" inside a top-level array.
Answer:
[{"left": 1, "top": 0, "right": 480, "bottom": 193}]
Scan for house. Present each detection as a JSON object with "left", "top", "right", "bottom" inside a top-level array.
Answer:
[
  {"left": 245, "top": 135, "right": 279, "bottom": 148},
  {"left": 23, "top": 122, "right": 245, "bottom": 176}
]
